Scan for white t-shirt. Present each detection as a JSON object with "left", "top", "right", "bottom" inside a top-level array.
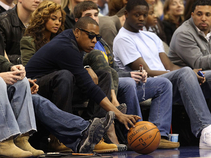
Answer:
[{"left": 113, "top": 27, "right": 166, "bottom": 71}]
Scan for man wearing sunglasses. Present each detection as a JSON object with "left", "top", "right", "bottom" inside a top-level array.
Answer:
[{"left": 25, "top": 16, "right": 141, "bottom": 150}]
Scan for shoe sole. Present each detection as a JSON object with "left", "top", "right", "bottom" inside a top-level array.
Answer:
[
  {"left": 117, "top": 144, "right": 127, "bottom": 151},
  {"left": 79, "top": 111, "right": 115, "bottom": 153},
  {"left": 93, "top": 148, "right": 118, "bottom": 153}
]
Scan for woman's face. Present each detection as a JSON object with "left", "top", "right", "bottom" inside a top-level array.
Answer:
[
  {"left": 146, "top": 6, "right": 157, "bottom": 27},
  {"left": 45, "top": 10, "right": 62, "bottom": 34},
  {"left": 168, "top": 0, "right": 184, "bottom": 17}
]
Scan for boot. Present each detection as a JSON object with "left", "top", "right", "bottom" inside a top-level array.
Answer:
[
  {"left": 93, "top": 139, "right": 118, "bottom": 153},
  {"left": 0, "top": 137, "right": 32, "bottom": 157},
  {"left": 14, "top": 133, "right": 44, "bottom": 156},
  {"left": 48, "top": 134, "right": 73, "bottom": 152}
]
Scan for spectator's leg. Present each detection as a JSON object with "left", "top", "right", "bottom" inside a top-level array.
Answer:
[
  {"left": 137, "top": 77, "right": 172, "bottom": 137},
  {"left": 160, "top": 67, "right": 211, "bottom": 137},
  {"left": 36, "top": 70, "right": 75, "bottom": 113},
  {"left": 7, "top": 77, "right": 36, "bottom": 135},
  {"left": 0, "top": 77, "right": 20, "bottom": 141},
  {"left": 117, "top": 77, "right": 142, "bottom": 118},
  {"left": 32, "top": 94, "right": 89, "bottom": 152}
]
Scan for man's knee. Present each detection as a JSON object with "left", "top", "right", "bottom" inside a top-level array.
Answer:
[
  {"left": 54, "top": 70, "right": 75, "bottom": 84},
  {"left": 179, "top": 67, "right": 195, "bottom": 76},
  {"left": 119, "top": 77, "right": 136, "bottom": 92},
  {"left": 13, "top": 77, "right": 29, "bottom": 89},
  {"left": 155, "top": 77, "right": 172, "bottom": 90}
]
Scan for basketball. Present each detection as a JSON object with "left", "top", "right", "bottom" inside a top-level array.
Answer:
[{"left": 127, "top": 121, "right": 161, "bottom": 154}]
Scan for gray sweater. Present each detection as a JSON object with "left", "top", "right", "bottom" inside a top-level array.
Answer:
[{"left": 168, "top": 18, "right": 211, "bottom": 70}]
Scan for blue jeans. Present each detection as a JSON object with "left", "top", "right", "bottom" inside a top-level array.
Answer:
[
  {"left": 0, "top": 77, "right": 36, "bottom": 142},
  {"left": 159, "top": 67, "right": 211, "bottom": 137},
  {"left": 117, "top": 77, "right": 172, "bottom": 137},
  {"left": 32, "top": 94, "right": 90, "bottom": 152}
]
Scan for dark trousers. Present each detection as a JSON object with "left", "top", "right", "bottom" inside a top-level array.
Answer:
[
  {"left": 73, "top": 70, "right": 112, "bottom": 119},
  {"left": 36, "top": 70, "right": 75, "bottom": 113}
]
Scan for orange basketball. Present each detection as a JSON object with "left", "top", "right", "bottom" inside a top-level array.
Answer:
[{"left": 127, "top": 121, "right": 161, "bottom": 154}]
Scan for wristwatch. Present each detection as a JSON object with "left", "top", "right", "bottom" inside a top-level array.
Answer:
[{"left": 84, "top": 65, "right": 91, "bottom": 69}]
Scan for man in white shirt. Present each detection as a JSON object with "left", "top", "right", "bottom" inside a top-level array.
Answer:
[{"left": 113, "top": 0, "right": 211, "bottom": 149}]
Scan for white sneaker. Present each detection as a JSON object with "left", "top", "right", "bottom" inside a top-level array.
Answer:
[{"left": 200, "top": 125, "right": 211, "bottom": 149}]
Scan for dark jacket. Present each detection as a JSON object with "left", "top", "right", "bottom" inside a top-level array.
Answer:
[
  {"left": 64, "top": 6, "right": 75, "bottom": 29},
  {"left": 0, "top": 55, "right": 13, "bottom": 72},
  {"left": 162, "top": 19, "right": 183, "bottom": 45},
  {"left": 0, "top": 5, "right": 25, "bottom": 64},
  {"left": 0, "top": 5, "right": 6, "bottom": 14}
]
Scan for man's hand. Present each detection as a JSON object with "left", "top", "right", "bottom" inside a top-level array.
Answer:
[
  {"left": 116, "top": 113, "right": 141, "bottom": 130},
  {"left": 130, "top": 70, "right": 147, "bottom": 83},
  {"left": 141, "top": 70, "right": 147, "bottom": 83},
  {"left": 193, "top": 69, "right": 206, "bottom": 85},
  {"left": 0, "top": 71, "right": 24, "bottom": 85},
  {"left": 11, "top": 65, "right": 26, "bottom": 80},
  {"left": 28, "top": 79, "right": 39, "bottom": 94},
  {"left": 85, "top": 67, "right": 98, "bottom": 84}
]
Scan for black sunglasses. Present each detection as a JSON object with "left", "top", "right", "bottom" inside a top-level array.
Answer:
[{"left": 78, "top": 28, "right": 102, "bottom": 41}]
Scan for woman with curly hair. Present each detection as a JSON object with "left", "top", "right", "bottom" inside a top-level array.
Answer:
[{"left": 20, "top": 1, "right": 66, "bottom": 66}]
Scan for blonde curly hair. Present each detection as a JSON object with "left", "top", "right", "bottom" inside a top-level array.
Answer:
[{"left": 25, "top": 1, "right": 66, "bottom": 51}]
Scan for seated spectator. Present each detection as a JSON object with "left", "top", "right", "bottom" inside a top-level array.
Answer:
[
  {"left": 0, "top": 0, "right": 42, "bottom": 64},
  {"left": 168, "top": 0, "right": 211, "bottom": 70},
  {"left": 0, "top": 55, "right": 116, "bottom": 154},
  {"left": 113, "top": 0, "right": 211, "bottom": 149},
  {"left": 0, "top": 56, "right": 44, "bottom": 157},
  {"left": 74, "top": 1, "right": 180, "bottom": 149},
  {"left": 74, "top": 1, "right": 126, "bottom": 147},
  {"left": 25, "top": 16, "right": 140, "bottom": 149},
  {"left": 21, "top": 1, "right": 65, "bottom": 66},
  {"left": 162, "top": 0, "right": 184, "bottom": 45},
  {"left": 143, "top": 4, "right": 167, "bottom": 43},
  {"left": 0, "top": 0, "right": 15, "bottom": 14}
]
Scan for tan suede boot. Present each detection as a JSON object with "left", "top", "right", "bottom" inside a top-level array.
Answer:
[
  {"left": 93, "top": 139, "right": 118, "bottom": 153},
  {"left": 14, "top": 133, "right": 44, "bottom": 156},
  {"left": 48, "top": 134, "right": 73, "bottom": 152},
  {"left": 0, "top": 137, "right": 32, "bottom": 157}
]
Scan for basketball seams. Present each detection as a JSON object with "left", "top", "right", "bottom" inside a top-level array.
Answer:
[
  {"left": 129, "top": 127, "right": 159, "bottom": 146},
  {"left": 133, "top": 130, "right": 160, "bottom": 152}
]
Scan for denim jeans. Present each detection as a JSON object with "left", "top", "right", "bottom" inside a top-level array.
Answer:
[
  {"left": 159, "top": 67, "right": 211, "bottom": 137},
  {"left": 117, "top": 77, "right": 172, "bottom": 137},
  {"left": 32, "top": 94, "right": 90, "bottom": 152},
  {"left": 0, "top": 77, "right": 36, "bottom": 142}
]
